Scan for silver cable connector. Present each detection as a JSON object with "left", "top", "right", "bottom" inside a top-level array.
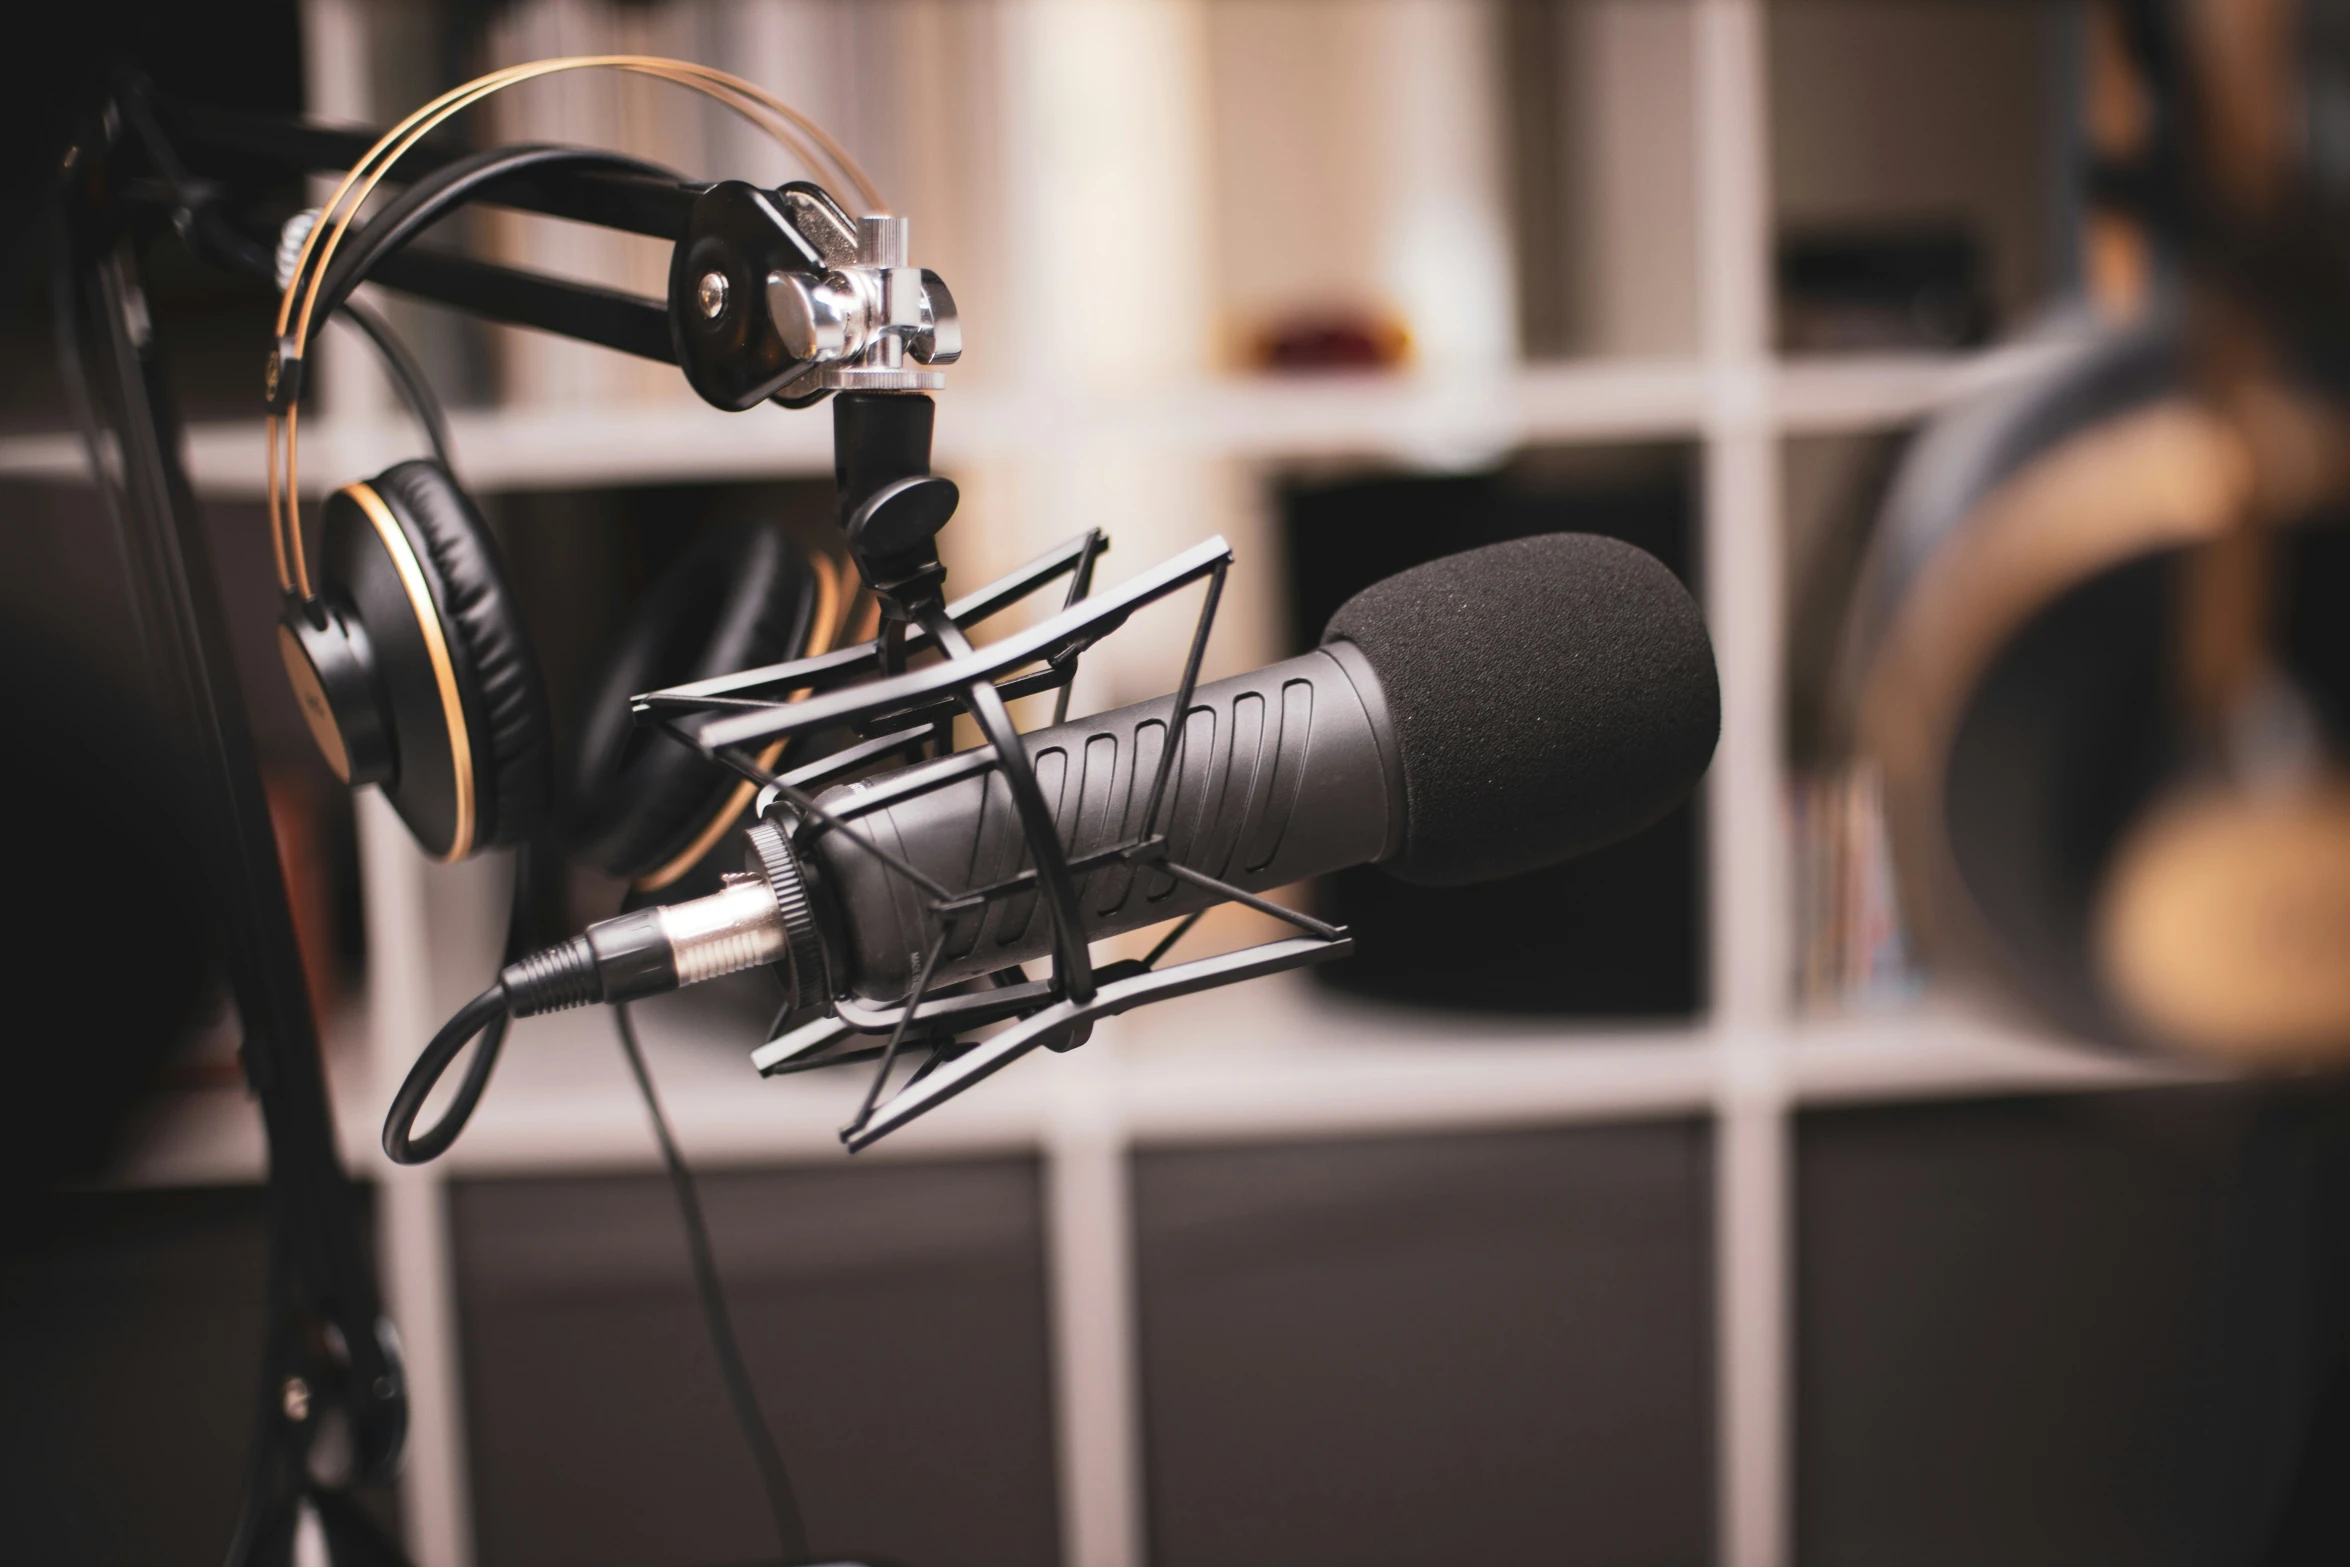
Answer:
[
  {"left": 658, "top": 874, "right": 791, "bottom": 985},
  {"left": 502, "top": 827, "right": 825, "bottom": 1018},
  {"left": 276, "top": 208, "right": 321, "bottom": 291}
]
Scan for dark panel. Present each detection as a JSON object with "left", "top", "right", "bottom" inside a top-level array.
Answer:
[
  {"left": 1503, "top": 0, "right": 1577, "bottom": 360},
  {"left": 0, "top": 0, "right": 306, "bottom": 434},
  {"left": 1134, "top": 1124, "right": 1714, "bottom": 1567},
  {"left": 451, "top": 1157, "right": 1060, "bottom": 1567},
  {"left": 0, "top": 1185, "right": 397, "bottom": 1565},
  {"left": 485, "top": 479, "right": 839, "bottom": 916},
  {"left": 1280, "top": 448, "right": 1705, "bottom": 1016},
  {"left": 1795, "top": 1085, "right": 2350, "bottom": 1567}
]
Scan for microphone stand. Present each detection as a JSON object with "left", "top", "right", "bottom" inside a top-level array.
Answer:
[{"left": 55, "top": 99, "right": 410, "bottom": 1567}]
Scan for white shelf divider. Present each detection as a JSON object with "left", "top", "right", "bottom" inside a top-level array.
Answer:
[
  {"left": 98, "top": 995, "right": 2195, "bottom": 1194},
  {"left": 1695, "top": 5, "right": 1790, "bottom": 1567},
  {"left": 1044, "top": 1049, "right": 1148, "bottom": 1567},
  {"left": 356, "top": 791, "right": 476, "bottom": 1567},
  {"left": 0, "top": 350, "right": 2082, "bottom": 500}
]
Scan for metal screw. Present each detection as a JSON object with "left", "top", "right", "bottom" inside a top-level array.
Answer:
[
  {"left": 696, "top": 271, "right": 730, "bottom": 321},
  {"left": 282, "top": 1376, "right": 311, "bottom": 1423}
]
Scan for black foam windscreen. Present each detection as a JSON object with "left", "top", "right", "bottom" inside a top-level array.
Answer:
[{"left": 1323, "top": 533, "right": 1720, "bottom": 887}]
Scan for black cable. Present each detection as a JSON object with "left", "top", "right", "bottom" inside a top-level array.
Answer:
[
  {"left": 116, "top": 77, "right": 462, "bottom": 495},
  {"left": 380, "top": 848, "right": 547, "bottom": 1166},
  {"left": 383, "top": 986, "right": 509, "bottom": 1166},
  {"left": 385, "top": 844, "right": 613, "bottom": 1170},
  {"left": 332, "top": 297, "right": 457, "bottom": 478},
  {"left": 109, "top": 86, "right": 461, "bottom": 486},
  {"left": 611, "top": 1001, "right": 811, "bottom": 1566},
  {"left": 51, "top": 197, "right": 119, "bottom": 534},
  {"left": 303, "top": 144, "right": 679, "bottom": 341},
  {"left": 389, "top": 889, "right": 811, "bottom": 1551}
]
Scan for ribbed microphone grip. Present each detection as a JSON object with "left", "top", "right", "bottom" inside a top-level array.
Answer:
[{"left": 809, "top": 647, "right": 1400, "bottom": 1001}]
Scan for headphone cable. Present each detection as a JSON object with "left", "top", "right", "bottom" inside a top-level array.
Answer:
[
  {"left": 328, "top": 296, "right": 457, "bottom": 479},
  {"left": 611, "top": 1000, "right": 812, "bottom": 1566},
  {"left": 384, "top": 889, "right": 816, "bottom": 1558}
]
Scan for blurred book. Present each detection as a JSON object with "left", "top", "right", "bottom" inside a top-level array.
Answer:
[
  {"left": 1777, "top": 226, "right": 1990, "bottom": 353},
  {"left": 1790, "top": 760, "right": 1921, "bottom": 1014}
]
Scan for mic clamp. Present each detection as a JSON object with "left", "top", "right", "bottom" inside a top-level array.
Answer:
[
  {"left": 670, "top": 181, "right": 959, "bottom": 412},
  {"left": 769, "top": 214, "right": 960, "bottom": 393}
]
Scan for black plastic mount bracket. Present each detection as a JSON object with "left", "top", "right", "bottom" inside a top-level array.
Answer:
[{"left": 833, "top": 391, "right": 957, "bottom": 615}]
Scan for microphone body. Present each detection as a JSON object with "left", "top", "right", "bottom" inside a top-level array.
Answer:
[
  {"left": 811, "top": 644, "right": 1402, "bottom": 1000},
  {"left": 804, "top": 531, "right": 1721, "bottom": 1002}
]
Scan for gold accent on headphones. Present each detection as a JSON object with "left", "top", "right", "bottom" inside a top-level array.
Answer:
[
  {"left": 2096, "top": 781, "right": 2350, "bottom": 1066},
  {"left": 278, "top": 621, "right": 353, "bottom": 783},
  {"left": 267, "top": 55, "right": 882, "bottom": 603},
  {"left": 344, "top": 480, "right": 477, "bottom": 862},
  {"left": 1863, "top": 399, "right": 2247, "bottom": 973}
]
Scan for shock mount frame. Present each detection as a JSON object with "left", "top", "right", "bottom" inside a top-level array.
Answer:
[{"left": 637, "top": 518, "right": 1352, "bottom": 1151}]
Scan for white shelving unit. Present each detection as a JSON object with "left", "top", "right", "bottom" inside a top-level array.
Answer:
[
  {"left": 12, "top": 5, "right": 2185, "bottom": 1567},
  {"left": 0, "top": 348, "right": 2066, "bottom": 495}
]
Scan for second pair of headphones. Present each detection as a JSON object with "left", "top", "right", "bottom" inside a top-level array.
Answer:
[
  {"left": 268, "top": 63, "right": 879, "bottom": 888},
  {"left": 1847, "top": 2, "right": 2350, "bottom": 1069},
  {"left": 1849, "top": 313, "right": 2350, "bottom": 1066}
]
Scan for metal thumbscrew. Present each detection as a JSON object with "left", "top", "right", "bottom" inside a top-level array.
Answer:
[
  {"left": 282, "top": 1376, "right": 311, "bottom": 1423},
  {"left": 696, "top": 271, "right": 730, "bottom": 321}
]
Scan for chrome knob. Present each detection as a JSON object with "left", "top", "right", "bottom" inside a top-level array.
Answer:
[
  {"left": 912, "top": 269, "right": 961, "bottom": 365},
  {"left": 769, "top": 271, "right": 856, "bottom": 362}
]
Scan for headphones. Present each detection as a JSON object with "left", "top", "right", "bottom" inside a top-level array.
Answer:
[
  {"left": 1849, "top": 3, "right": 2350, "bottom": 1070},
  {"left": 267, "top": 58, "right": 877, "bottom": 886}
]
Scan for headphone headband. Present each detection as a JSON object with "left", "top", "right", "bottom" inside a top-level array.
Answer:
[{"left": 268, "top": 55, "right": 881, "bottom": 601}]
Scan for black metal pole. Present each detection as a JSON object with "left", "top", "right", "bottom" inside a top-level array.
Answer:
[{"left": 59, "top": 122, "right": 409, "bottom": 1566}]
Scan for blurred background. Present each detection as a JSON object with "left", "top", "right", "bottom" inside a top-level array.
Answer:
[{"left": 4, "top": 2, "right": 2347, "bottom": 1565}]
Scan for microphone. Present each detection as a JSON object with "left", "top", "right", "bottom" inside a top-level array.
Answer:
[
  {"left": 803, "top": 532, "right": 1720, "bottom": 1000},
  {"left": 488, "top": 532, "right": 1719, "bottom": 1017},
  {"left": 389, "top": 533, "right": 1716, "bottom": 1163}
]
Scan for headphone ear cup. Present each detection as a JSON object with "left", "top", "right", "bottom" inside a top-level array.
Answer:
[
  {"left": 316, "top": 460, "right": 550, "bottom": 859},
  {"left": 1850, "top": 322, "right": 2190, "bottom": 1040},
  {"left": 2095, "top": 779, "right": 2350, "bottom": 1066},
  {"left": 1856, "top": 317, "right": 2350, "bottom": 1059},
  {"left": 564, "top": 519, "right": 822, "bottom": 885}
]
